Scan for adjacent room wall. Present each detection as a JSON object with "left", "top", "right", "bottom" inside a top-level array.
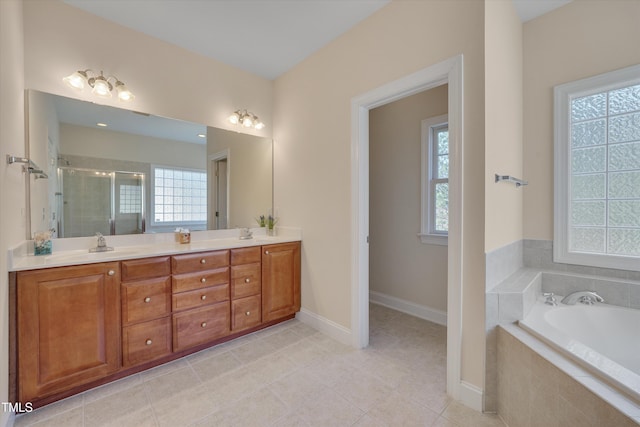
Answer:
[
  {"left": 274, "top": 0, "right": 487, "bottom": 390},
  {"left": 0, "top": 1, "right": 26, "bottom": 425},
  {"left": 369, "top": 85, "right": 448, "bottom": 315},
  {"left": 523, "top": 0, "right": 640, "bottom": 241}
]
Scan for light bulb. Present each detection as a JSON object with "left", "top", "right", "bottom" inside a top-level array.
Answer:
[
  {"left": 115, "top": 82, "right": 134, "bottom": 101},
  {"left": 254, "top": 120, "right": 265, "bottom": 130},
  {"left": 229, "top": 111, "right": 240, "bottom": 125},
  {"left": 91, "top": 76, "right": 112, "bottom": 98},
  {"left": 242, "top": 115, "right": 253, "bottom": 127},
  {"left": 63, "top": 71, "right": 87, "bottom": 90}
]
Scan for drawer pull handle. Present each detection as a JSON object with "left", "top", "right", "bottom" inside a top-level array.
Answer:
[
  {"left": 200, "top": 259, "right": 206, "bottom": 264},
  {"left": 201, "top": 277, "right": 207, "bottom": 283},
  {"left": 201, "top": 295, "right": 207, "bottom": 300},
  {"left": 245, "top": 311, "right": 251, "bottom": 316},
  {"left": 144, "top": 297, "right": 151, "bottom": 303},
  {"left": 201, "top": 322, "right": 207, "bottom": 328},
  {"left": 245, "top": 278, "right": 250, "bottom": 283},
  {"left": 265, "top": 250, "right": 270, "bottom": 255},
  {"left": 146, "top": 339, "right": 152, "bottom": 346},
  {"left": 108, "top": 270, "right": 115, "bottom": 276}
]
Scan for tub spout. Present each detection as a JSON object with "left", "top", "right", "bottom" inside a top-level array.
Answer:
[{"left": 561, "top": 291, "right": 604, "bottom": 305}]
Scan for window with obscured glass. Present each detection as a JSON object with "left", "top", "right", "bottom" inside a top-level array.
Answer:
[
  {"left": 554, "top": 64, "right": 640, "bottom": 270},
  {"left": 420, "top": 115, "right": 448, "bottom": 245},
  {"left": 151, "top": 166, "right": 207, "bottom": 225}
]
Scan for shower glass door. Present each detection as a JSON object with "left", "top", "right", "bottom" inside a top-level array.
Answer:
[{"left": 59, "top": 168, "right": 145, "bottom": 237}]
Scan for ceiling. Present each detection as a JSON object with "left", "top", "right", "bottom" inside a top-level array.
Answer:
[{"left": 63, "top": 0, "right": 572, "bottom": 81}]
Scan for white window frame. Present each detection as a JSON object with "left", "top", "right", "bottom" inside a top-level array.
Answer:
[
  {"left": 419, "top": 114, "right": 448, "bottom": 245},
  {"left": 554, "top": 64, "right": 640, "bottom": 271},
  {"left": 150, "top": 164, "right": 207, "bottom": 229}
]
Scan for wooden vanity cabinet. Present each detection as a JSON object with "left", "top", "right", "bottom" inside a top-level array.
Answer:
[
  {"left": 171, "top": 250, "right": 231, "bottom": 351},
  {"left": 230, "top": 247, "right": 262, "bottom": 332},
  {"left": 121, "top": 257, "right": 172, "bottom": 368},
  {"left": 17, "top": 262, "right": 121, "bottom": 403},
  {"left": 262, "top": 242, "right": 301, "bottom": 322}
]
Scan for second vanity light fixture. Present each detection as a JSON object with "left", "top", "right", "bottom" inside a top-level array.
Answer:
[
  {"left": 229, "top": 109, "right": 265, "bottom": 130},
  {"left": 63, "top": 69, "right": 135, "bottom": 102}
]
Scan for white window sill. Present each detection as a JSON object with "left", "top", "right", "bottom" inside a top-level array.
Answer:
[{"left": 418, "top": 233, "right": 448, "bottom": 246}]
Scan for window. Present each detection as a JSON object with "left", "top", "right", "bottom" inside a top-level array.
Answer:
[
  {"left": 152, "top": 166, "right": 207, "bottom": 226},
  {"left": 119, "top": 184, "right": 142, "bottom": 214},
  {"left": 420, "top": 114, "right": 449, "bottom": 245},
  {"left": 554, "top": 64, "right": 640, "bottom": 271}
]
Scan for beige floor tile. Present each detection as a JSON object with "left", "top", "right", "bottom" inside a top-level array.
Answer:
[
  {"left": 152, "top": 384, "right": 219, "bottom": 427},
  {"left": 288, "top": 321, "right": 320, "bottom": 338},
  {"left": 366, "top": 391, "right": 440, "bottom": 426},
  {"left": 295, "top": 390, "right": 364, "bottom": 427},
  {"left": 352, "top": 413, "right": 388, "bottom": 427},
  {"left": 138, "top": 357, "right": 190, "bottom": 382},
  {"left": 201, "top": 365, "right": 264, "bottom": 408},
  {"left": 332, "top": 368, "right": 393, "bottom": 412},
  {"left": 305, "top": 356, "right": 360, "bottom": 388},
  {"left": 93, "top": 406, "right": 158, "bottom": 427},
  {"left": 83, "top": 383, "right": 150, "bottom": 427},
  {"left": 29, "top": 406, "right": 84, "bottom": 427},
  {"left": 265, "top": 328, "right": 306, "bottom": 349},
  {"left": 13, "top": 393, "right": 84, "bottom": 427},
  {"left": 277, "top": 338, "right": 330, "bottom": 368},
  {"left": 230, "top": 336, "right": 280, "bottom": 364},
  {"left": 247, "top": 351, "right": 298, "bottom": 385},
  {"left": 143, "top": 366, "right": 201, "bottom": 403},
  {"left": 83, "top": 373, "right": 142, "bottom": 404},
  {"left": 270, "top": 411, "right": 311, "bottom": 427},
  {"left": 269, "top": 370, "right": 330, "bottom": 409},
  {"left": 210, "top": 387, "right": 289, "bottom": 427},
  {"left": 190, "top": 350, "right": 242, "bottom": 382},
  {"left": 441, "top": 401, "right": 505, "bottom": 427}
]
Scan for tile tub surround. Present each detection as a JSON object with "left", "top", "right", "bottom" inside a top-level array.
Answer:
[
  {"left": 498, "top": 324, "right": 640, "bottom": 427},
  {"left": 12, "top": 306, "right": 507, "bottom": 427}
]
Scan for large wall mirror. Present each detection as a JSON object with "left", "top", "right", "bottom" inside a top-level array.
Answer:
[{"left": 26, "top": 90, "right": 273, "bottom": 239}]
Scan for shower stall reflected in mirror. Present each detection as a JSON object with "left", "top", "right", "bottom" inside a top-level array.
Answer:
[{"left": 57, "top": 167, "right": 145, "bottom": 237}]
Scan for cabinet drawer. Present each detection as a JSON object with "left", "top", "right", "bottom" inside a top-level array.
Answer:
[
  {"left": 172, "top": 302, "right": 230, "bottom": 351},
  {"left": 122, "top": 317, "right": 172, "bottom": 367},
  {"left": 171, "top": 251, "right": 229, "bottom": 274},
  {"left": 172, "top": 283, "right": 229, "bottom": 312},
  {"left": 121, "top": 257, "right": 171, "bottom": 281},
  {"left": 122, "top": 277, "right": 171, "bottom": 325},
  {"left": 231, "top": 263, "right": 261, "bottom": 299},
  {"left": 231, "top": 295, "right": 261, "bottom": 332},
  {"left": 172, "top": 267, "right": 229, "bottom": 293},
  {"left": 231, "top": 247, "right": 261, "bottom": 265}
]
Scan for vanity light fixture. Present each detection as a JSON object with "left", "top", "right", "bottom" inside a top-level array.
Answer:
[
  {"left": 63, "top": 69, "right": 135, "bottom": 102},
  {"left": 229, "top": 109, "right": 265, "bottom": 130}
]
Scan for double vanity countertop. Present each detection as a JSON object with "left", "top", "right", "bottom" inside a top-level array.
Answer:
[{"left": 9, "top": 227, "right": 302, "bottom": 272}]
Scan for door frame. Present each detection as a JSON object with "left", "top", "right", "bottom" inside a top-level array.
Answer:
[
  {"left": 208, "top": 150, "right": 230, "bottom": 229},
  {"left": 350, "top": 55, "right": 464, "bottom": 400}
]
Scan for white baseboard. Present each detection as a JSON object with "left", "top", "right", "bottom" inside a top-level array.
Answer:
[
  {"left": 369, "top": 290, "right": 447, "bottom": 326},
  {"left": 459, "top": 380, "right": 484, "bottom": 412},
  {"left": 295, "top": 308, "right": 352, "bottom": 346}
]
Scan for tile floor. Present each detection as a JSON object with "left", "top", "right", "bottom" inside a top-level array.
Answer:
[{"left": 14, "top": 304, "right": 507, "bottom": 427}]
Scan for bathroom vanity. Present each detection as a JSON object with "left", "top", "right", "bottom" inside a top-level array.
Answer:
[{"left": 8, "top": 234, "right": 301, "bottom": 409}]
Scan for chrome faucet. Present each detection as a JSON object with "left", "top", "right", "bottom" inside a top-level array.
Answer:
[
  {"left": 89, "top": 233, "right": 114, "bottom": 253},
  {"left": 543, "top": 292, "right": 558, "bottom": 306},
  {"left": 239, "top": 227, "right": 253, "bottom": 240},
  {"left": 561, "top": 291, "right": 604, "bottom": 305}
]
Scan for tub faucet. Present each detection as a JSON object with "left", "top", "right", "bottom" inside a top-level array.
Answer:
[
  {"left": 561, "top": 291, "right": 604, "bottom": 305},
  {"left": 543, "top": 292, "right": 557, "bottom": 306}
]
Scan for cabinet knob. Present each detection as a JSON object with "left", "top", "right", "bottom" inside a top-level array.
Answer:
[
  {"left": 201, "top": 295, "right": 207, "bottom": 300},
  {"left": 200, "top": 259, "right": 206, "bottom": 264},
  {"left": 245, "top": 311, "right": 251, "bottom": 316},
  {"left": 201, "top": 277, "right": 207, "bottom": 283},
  {"left": 245, "top": 278, "right": 250, "bottom": 283},
  {"left": 265, "top": 250, "right": 270, "bottom": 255},
  {"left": 146, "top": 339, "right": 152, "bottom": 346},
  {"left": 108, "top": 270, "right": 115, "bottom": 276},
  {"left": 144, "top": 297, "right": 151, "bottom": 303},
  {"left": 201, "top": 322, "right": 207, "bottom": 328}
]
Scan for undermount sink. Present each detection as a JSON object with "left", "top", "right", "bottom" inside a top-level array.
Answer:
[{"left": 43, "top": 248, "right": 143, "bottom": 263}]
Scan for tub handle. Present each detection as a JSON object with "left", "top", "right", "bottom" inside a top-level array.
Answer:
[{"left": 543, "top": 292, "right": 557, "bottom": 306}]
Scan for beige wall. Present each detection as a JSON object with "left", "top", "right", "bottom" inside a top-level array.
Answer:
[
  {"left": 484, "top": 0, "right": 523, "bottom": 252},
  {"left": 369, "top": 86, "right": 448, "bottom": 312},
  {"left": 274, "top": 0, "right": 487, "bottom": 388},
  {"left": 0, "top": 0, "right": 26, "bottom": 425},
  {"left": 523, "top": 0, "right": 640, "bottom": 240},
  {"left": 22, "top": 0, "right": 273, "bottom": 138}
]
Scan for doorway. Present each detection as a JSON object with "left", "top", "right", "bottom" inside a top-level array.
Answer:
[
  {"left": 209, "top": 150, "right": 229, "bottom": 229},
  {"left": 350, "top": 55, "right": 463, "bottom": 400}
]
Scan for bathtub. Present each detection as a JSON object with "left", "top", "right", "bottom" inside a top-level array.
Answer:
[{"left": 520, "top": 298, "right": 640, "bottom": 403}]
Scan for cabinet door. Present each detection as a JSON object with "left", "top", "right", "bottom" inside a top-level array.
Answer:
[
  {"left": 262, "top": 242, "right": 301, "bottom": 322},
  {"left": 17, "top": 263, "right": 121, "bottom": 402}
]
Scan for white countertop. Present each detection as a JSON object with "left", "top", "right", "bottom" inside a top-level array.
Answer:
[{"left": 9, "top": 227, "right": 301, "bottom": 272}]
